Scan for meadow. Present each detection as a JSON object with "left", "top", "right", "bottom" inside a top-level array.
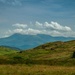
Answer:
[
  {"left": 0, "top": 40, "right": 75, "bottom": 75},
  {"left": 0, "top": 64, "right": 75, "bottom": 75}
]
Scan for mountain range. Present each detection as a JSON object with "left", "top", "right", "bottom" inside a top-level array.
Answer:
[{"left": 0, "top": 33, "right": 75, "bottom": 50}]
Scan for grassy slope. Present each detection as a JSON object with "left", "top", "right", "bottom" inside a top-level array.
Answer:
[
  {"left": 0, "top": 46, "right": 18, "bottom": 55},
  {"left": 0, "top": 40, "right": 75, "bottom": 75},
  {"left": 18, "top": 40, "right": 75, "bottom": 66},
  {"left": 0, "top": 40, "right": 75, "bottom": 66}
]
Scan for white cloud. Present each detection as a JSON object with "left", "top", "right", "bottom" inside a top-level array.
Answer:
[
  {"left": 27, "top": 28, "right": 41, "bottom": 35},
  {"left": 35, "top": 21, "right": 43, "bottom": 27},
  {"left": 44, "top": 21, "right": 72, "bottom": 31},
  {"left": 13, "top": 28, "right": 41, "bottom": 35},
  {"left": 48, "top": 30, "right": 62, "bottom": 36},
  {"left": 4, "top": 21, "right": 75, "bottom": 37},
  {"left": 13, "top": 28, "right": 23, "bottom": 33},
  {"left": 6, "top": 28, "right": 41, "bottom": 35},
  {"left": 12, "top": 23, "right": 27, "bottom": 28}
]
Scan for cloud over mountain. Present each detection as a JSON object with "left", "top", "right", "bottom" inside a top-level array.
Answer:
[
  {"left": 44, "top": 21, "right": 72, "bottom": 32},
  {"left": 5, "top": 21, "right": 75, "bottom": 37}
]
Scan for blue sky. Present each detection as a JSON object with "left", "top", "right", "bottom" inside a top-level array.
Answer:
[{"left": 0, "top": 0, "right": 75, "bottom": 38}]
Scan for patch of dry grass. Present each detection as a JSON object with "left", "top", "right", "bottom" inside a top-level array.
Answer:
[{"left": 0, "top": 64, "right": 75, "bottom": 75}]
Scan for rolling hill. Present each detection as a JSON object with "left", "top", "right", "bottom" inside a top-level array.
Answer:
[
  {"left": 0, "top": 46, "right": 18, "bottom": 55},
  {"left": 0, "top": 40, "right": 75, "bottom": 66},
  {"left": 0, "top": 33, "right": 75, "bottom": 50}
]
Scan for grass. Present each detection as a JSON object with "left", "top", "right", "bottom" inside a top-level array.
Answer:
[
  {"left": 0, "top": 64, "right": 75, "bottom": 75},
  {"left": 0, "top": 40, "right": 75, "bottom": 74},
  {"left": 0, "top": 46, "right": 18, "bottom": 55}
]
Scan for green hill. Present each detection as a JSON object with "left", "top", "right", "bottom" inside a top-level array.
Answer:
[
  {"left": 0, "top": 46, "right": 18, "bottom": 55},
  {"left": 0, "top": 40, "right": 75, "bottom": 75},
  {"left": 0, "top": 40, "right": 75, "bottom": 66}
]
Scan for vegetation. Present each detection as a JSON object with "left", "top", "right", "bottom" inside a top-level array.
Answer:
[
  {"left": 0, "top": 46, "right": 18, "bottom": 55},
  {"left": 0, "top": 40, "right": 75, "bottom": 75},
  {"left": 0, "top": 64, "right": 75, "bottom": 75}
]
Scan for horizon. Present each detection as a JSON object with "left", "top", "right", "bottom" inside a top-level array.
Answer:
[
  {"left": 1, "top": 33, "right": 75, "bottom": 39},
  {"left": 0, "top": 0, "right": 75, "bottom": 38}
]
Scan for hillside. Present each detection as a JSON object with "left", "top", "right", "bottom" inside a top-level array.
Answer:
[
  {"left": 0, "top": 40, "right": 75, "bottom": 66},
  {"left": 0, "top": 33, "right": 75, "bottom": 50},
  {"left": 0, "top": 40, "right": 75, "bottom": 75},
  {"left": 0, "top": 46, "right": 18, "bottom": 55}
]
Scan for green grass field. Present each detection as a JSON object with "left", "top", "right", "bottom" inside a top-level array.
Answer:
[{"left": 0, "top": 40, "right": 75, "bottom": 75}]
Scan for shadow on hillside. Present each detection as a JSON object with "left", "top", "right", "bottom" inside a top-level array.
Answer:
[{"left": 0, "top": 58, "right": 75, "bottom": 66}]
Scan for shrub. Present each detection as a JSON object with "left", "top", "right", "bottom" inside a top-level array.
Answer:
[{"left": 72, "top": 52, "right": 75, "bottom": 58}]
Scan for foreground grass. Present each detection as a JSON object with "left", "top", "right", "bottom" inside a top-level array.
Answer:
[{"left": 0, "top": 64, "right": 75, "bottom": 75}]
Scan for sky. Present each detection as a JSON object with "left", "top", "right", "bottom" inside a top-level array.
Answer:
[{"left": 0, "top": 0, "right": 75, "bottom": 38}]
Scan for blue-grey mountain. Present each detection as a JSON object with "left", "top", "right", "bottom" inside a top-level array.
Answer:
[{"left": 0, "top": 33, "right": 75, "bottom": 50}]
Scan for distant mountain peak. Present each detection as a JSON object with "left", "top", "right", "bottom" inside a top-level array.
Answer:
[{"left": 0, "top": 34, "right": 75, "bottom": 50}]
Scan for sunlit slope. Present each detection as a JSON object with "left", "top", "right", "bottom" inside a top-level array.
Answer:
[{"left": 0, "top": 46, "right": 18, "bottom": 55}]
